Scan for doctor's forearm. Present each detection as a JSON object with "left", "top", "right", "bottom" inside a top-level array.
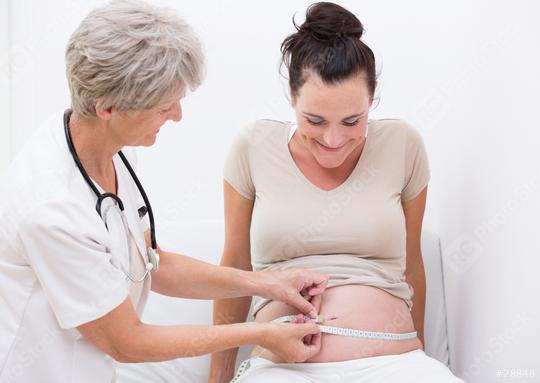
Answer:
[
  {"left": 210, "top": 295, "right": 253, "bottom": 382},
  {"left": 120, "top": 321, "right": 268, "bottom": 362},
  {"left": 151, "top": 250, "right": 261, "bottom": 299},
  {"left": 78, "top": 298, "right": 272, "bottom": 364}
]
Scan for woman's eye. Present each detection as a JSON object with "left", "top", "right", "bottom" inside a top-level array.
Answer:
[
  {"left": 159, "top": 107, "right": 172, "bottom": 114},
  {"left": 307, "top": 119, "right": 324, "bottom": 126},
  {"left": 343, "top": 120, "right": 360, "bottom": 126}
]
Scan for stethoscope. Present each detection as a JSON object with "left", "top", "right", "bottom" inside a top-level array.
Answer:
[{"left": 63, "top": 109, "right": 159, "bottom": 282}]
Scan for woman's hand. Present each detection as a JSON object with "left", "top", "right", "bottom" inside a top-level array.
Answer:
[
  {"left": 208, "top": 318, "right": 321, "bottom": 383},
  {"left": 257, "top": 268, "right": 328, "bottom": 318},
  {"left": 302, "top": 293, "right": 323, "bottom": 345},
  {"left": 260, "top": 318, "right": 322, "bottom": 363}
]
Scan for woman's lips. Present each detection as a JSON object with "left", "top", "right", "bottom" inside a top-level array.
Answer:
[{"left": 316, "top": 140, "right": 346, "bottom": 152}]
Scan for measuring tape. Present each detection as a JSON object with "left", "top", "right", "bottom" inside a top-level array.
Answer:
[
  {"left": 272, "top": 315, "right": 417, "bottom": 341},
  {"left": 230, "top": 315, "right": 417, "bottom": 382}
]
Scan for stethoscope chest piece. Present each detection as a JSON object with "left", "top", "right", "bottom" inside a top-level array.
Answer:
[{"left": 147, "top": 247, "right": 160, "bottom": 272}]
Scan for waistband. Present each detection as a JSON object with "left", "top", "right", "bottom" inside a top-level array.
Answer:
[{"left": 250, "top": 348, "right": 425, "bottom": 368}]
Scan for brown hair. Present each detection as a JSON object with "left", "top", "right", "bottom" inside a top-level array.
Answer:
[{"left": 281, "top": 2, "right": 377, "bottom": 101}]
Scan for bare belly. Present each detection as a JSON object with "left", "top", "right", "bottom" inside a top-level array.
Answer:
[{"left": 251, "top": 285, "right": 422, "bottom": 362}]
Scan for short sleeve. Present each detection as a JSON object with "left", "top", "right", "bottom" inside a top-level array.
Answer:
[
  {"left": 18, "top": 200, "right": 129, "bottom": 329},
  {"left": 223, "top": 124, "right": 256, "bottom": 200},
  {"left": 401, "top": 123, "right": 431, "bottom": 201}
]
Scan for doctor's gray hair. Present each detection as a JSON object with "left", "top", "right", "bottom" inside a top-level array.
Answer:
[{"left": 65, "top": 0, "right": 204, "bottom": 117}]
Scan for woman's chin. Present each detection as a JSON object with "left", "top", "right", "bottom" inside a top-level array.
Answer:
[
  {"left": 314, "top": 155, "right": 346, "bottom": 169},
  {"left": 137, "top": 135, "right": 158, "bottom": 147}
]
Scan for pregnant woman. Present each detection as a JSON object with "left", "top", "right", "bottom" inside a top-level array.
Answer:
[{"left": 210, "top": 2, "right": 464, "bottom": 382}]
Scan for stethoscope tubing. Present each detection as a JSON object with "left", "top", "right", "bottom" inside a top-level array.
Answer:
[{"left": 63, "top": 109, "right": 158, "bottom": 278}]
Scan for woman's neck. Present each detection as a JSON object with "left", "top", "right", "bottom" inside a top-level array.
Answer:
[
  {"left": 69, "top": 112, "right": 122, "bottom": 190},
  {"left": 291, "top": 131, "right": 365, "bottom": 177}
]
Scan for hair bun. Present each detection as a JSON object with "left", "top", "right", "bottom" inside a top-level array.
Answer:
[
  {"left": 281, "top": 2, "right": 376, "bottom": 99},
  {"left": 297, "top": 2, "right": 364, "bottom": 42}
]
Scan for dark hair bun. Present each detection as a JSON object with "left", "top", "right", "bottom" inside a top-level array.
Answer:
[
  {"left": 297, "top": 2, "right": 364, "bottom": 42},
  {"left": 281, "top": 2, "right": 377, "bottom": 99}
]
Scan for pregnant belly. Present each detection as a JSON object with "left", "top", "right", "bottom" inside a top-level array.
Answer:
[{"left": 251, "top": 284, "right": 423, "bottom": 362}]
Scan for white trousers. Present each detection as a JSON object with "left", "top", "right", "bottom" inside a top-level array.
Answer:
[{"left": 232, "top": 349, "right": 466, "bottom": 383}]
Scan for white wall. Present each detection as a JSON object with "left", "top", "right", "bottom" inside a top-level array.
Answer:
[
  {"left": 2, "top": 1, "right": 539, "bottom": 381},
  {"left": 0, "top": 0, "right": 10, "bottom": 173},
  {"left": 434, "top": 3, "right": 540, "bottom": 380}
]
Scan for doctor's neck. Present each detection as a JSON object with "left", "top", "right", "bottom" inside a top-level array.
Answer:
[{"left": 68, "top": 112, "right": 122, "bottom": 183}]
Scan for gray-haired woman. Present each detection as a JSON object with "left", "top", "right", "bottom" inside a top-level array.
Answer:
[{"left": 0, "top": 1, "right": 327, "bottom": 381}]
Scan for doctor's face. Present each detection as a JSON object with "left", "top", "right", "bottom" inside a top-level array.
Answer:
[
  {"left": 291, "top": 73, "right": 373, "bottom": 169},
  {"left": 109, "top": 88, "right": 184, "bottom": 147}
]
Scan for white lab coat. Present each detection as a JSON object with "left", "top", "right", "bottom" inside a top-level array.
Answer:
[{"left": 0, "top": 112, "right": 151, "bottom": 382}]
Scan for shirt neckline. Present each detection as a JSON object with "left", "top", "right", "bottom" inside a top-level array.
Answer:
[{"left": 283, "top": 120, "right": 373, "bottom": 195}]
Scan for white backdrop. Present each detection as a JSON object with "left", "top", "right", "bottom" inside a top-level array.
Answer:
[
  {"left": 1, "top": 1, "right": 539, "bottom": 382},
  {"left": 0, "top": 0, "right": 10, "bottom": 170}
]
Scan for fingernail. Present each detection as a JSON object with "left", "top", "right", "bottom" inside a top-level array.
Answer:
[{"left": 309, "top": 310, "right": 317, "bottom": 318}]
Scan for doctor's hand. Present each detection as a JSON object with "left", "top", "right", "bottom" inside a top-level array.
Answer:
[
  {"left": 260, "top": 320, "right": 322, "bottom": 363},
  {"left": 256, "top": 268, "right": 328, "bottom": 319}
]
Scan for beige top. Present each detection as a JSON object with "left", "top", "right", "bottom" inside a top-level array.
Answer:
[{"left": 223, "top": 118, "right": 430, "bottom": 316}]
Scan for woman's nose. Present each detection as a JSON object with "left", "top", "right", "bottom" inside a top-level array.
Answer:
[{"left": 322, "top": 127, "right": 344, "bottom": 148}]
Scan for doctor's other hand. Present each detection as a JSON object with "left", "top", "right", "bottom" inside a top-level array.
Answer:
[
  {"left": 261, "top": 321, "right": 322, "bottom": 363},
  {"left": 256, "top": 268, "right": 328, "bottom": 318}
]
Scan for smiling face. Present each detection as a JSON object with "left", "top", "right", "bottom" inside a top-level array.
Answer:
[
  {"left": 105, "top": 87, "right": 185, "bottom": 147},
  {"left": 291, "top": 73, "right": 373, "bottom": 169}
]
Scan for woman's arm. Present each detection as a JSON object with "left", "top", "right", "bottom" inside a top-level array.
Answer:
[
  {"left": 151, "top": 249, "right": 325, "bottom": 309},
  {"left": 402, "top": 185, "right": 428, "bottom": 348},
  {"left": 77, "top": 297, "right": 322, "bottom": 363},
  {"left": 150, "top": 250, "right": 265, "bottom": 300},
  {"left": 209, "top": 180, "right": 256, "bottom": 383}
]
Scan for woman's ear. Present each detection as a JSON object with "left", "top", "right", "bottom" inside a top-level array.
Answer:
[
  {"left": 371, "top": 80, "right": 378, "bottom": 105},
  {"left": 291, "top": 93, "right": 297, "bottom": 108},
  {"left": 94, "top": 99, "right": 114, "bottom": 121}
]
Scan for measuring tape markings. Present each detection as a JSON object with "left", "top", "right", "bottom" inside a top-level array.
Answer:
[
  {"left": 230, "top": 315, "right": 417, "bottom": 382},
  {"left": 271, "top": 315, "right": 417, "bottom": 341}
]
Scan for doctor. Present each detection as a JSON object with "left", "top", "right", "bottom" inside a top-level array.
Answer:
[{"left": 0, "top": 1, "right": 326, "bottom": 382}]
